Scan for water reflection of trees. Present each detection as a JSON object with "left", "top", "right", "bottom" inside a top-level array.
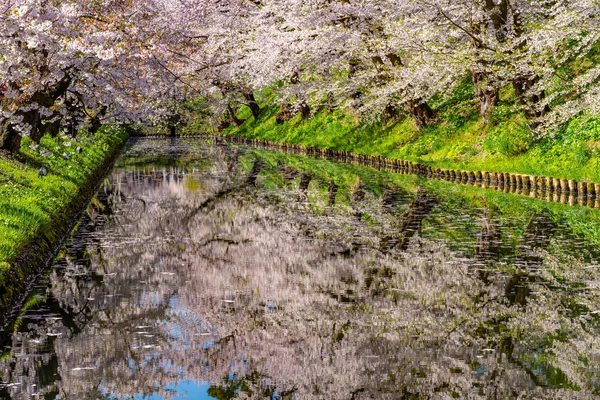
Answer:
[{"left": 1, "top": 141, "right": 600, "bottom": 399}]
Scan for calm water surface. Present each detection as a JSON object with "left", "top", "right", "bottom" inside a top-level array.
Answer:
[{"left": 1, "top": 138, "right": 600, "bottom": 399}]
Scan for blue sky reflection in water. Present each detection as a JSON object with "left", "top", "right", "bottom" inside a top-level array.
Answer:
[
  {"left": 1, "top": 138, "right": 600, "bottom": 399},
  {"left": 106, "top": 380, "right": 213, "bottom": 400}
]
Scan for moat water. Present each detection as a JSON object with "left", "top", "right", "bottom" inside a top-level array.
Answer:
[{"left": 1, "top": 137, "right": 600, "bottom": 399}]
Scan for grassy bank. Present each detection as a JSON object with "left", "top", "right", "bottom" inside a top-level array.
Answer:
[
  {"left": 0, "top": 126, "right": 128, "bottom": 280},
  {"left": 214, "top": 81, "right": 600, "bottom": 183}
]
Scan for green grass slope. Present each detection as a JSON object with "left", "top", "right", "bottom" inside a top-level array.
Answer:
[
  {"left": 217, "top": 81, "right": 600, "bottom": 183},
  {"left": 0, "top": 126, "right": 128, "bottom": 270}
]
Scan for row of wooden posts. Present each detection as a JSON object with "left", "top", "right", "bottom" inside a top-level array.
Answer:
[{"left": 143, "top": 134, "right": 600, "bottom": 208}]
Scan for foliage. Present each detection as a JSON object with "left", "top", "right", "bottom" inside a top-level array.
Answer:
[
  {"left": 483, "top": 118, "right": 533, "bottom": 156},
  {"left": 3, "top": 0, "right": 600, "bottom": 147}
]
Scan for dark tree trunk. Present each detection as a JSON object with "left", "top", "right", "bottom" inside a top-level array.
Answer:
[
  {"left": 475, "top": 207, "right": 502, "bottom": 260},
  {"left": 298, "top": 102, "right": 310, "bottom": 119},
  {"left": 326, "top": 93, "right": 336, "bottom": 113},
  {"left": 22, "top": 109, "right": 44, "bottom": 142},
  {"left": 350, "top": 91, "right": 363, "bottom": 112},
  {"left": 485, "top": 0, "right": 509, "bottom": 40},
  {"left": 404, "top": 99, "right": 434, "bottom": 130},
  {"left": 227, "top": 149, "right": 241, "bottom": 171},
  {"left": 89, "top": 106, "right": 107, "bottom": 134},
  {"left": 247, "top": 159, "right": 264, "bottom": 186},
  {"left": 328, "top": 180, "right": 338, "bottom": 206},
  {"left": 351, "top": 177, "right": 365, "bottom": 203},
  {"left": 472, "top": 71, "right": 499, "bottom": 126},
  {"left": 44, "top": 117, "right": 62, "bottom": 137},
  {"left": 383, "top": 104, "right": 399, "bottom": 122},
  {"left": 512, "top": 76, "right": 550, "bottom": 119},
  {"left": 0, "top": 119, "right": 22, "bottom": 153},
  {"left": 242, "top": 91, "right": 261, "bottom": 120},
  {"left": 217, "top": 120, "right": 231, "bottom": 131},
  {"left": 505, "top": 213, "right": 558, "bottom": 306},
  {"left": 227, "top": 104, "right": 243, "bottom": 126},
  {"left": 299, "top": 172, "right": 312, "bottom": 192},
  {"left": 380, "top": 187, "right": 438, "bottom": 251},
  {"left": 275, "top": 103, "right": 294, "bottom": 124},
  {"left": 382, "top": 185, "right": 401, "bottom": 212}
]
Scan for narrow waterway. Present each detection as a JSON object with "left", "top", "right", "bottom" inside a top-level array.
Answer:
[{"left": 1, "top": 137, "right": 600, "bottom": 399}]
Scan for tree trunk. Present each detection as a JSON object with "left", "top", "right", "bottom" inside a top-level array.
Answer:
[
  {"left": 242, "top": 91, "right": 261, "bottom": 120},
  {"left": 512, "top": 76, "right": 550, "bottom": 119},
  {"left": 383, "top": 103, "right": 399, "bottom": 122},
  {"left": 22, "top": 109, "right": 44, "bottom": 142},
  {"left": 505, "top": 212, "right": 558, "bottom": 306},
  {"left": 380, "top": 187, "right": 438, "bottom": 251},
  {"left": 44, "top": 117, "right": 62, "bottom": 137},
  {"left": 0, "top": 119, "right": 21, "bottom": 153},
  {"left": 247, "top": 160, "right": 263, "bottom": 186},
  {"left": 298, "top": 102, "right": 310, "bottom": 119},
  {"left": 472, "top": 71, "right": 499, "bottom": 126},
  {"left": 227, "top": 104, "right": 243, "bottom": 126},
  {"left": 404, "top": 99, "right": 434, "bottom": 130},
  {"left": 275, "top": 103, "right": 294, "bottom": 124},
  {"left": 328, "top": 180, "right": 338, "bottom": 206},
  {"left": 89, "top": 106, "right": 107, "bottom": 134}
]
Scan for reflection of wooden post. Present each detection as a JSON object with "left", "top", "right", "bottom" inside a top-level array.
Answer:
[
  {"left": 530, "top": 187, "right": 537, "bottom": 198},
  {"left": 569, "top": 194, "right": 576, "bottom": 206},
  {"left": 588, "top": 182, "right": 595, "bottom": 197},
  {"left": 560, "top": 179, "right": 568, "bottom": 192},
  {"left": 515, "top": 174, "right": 523, "bottom": 188}
]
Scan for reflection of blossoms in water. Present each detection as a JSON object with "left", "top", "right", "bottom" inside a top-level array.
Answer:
[{"left": 1, "top": 139, "right": 600, "bottom": 399}]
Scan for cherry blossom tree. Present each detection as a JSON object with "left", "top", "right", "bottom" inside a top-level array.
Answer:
[{"left": 2, "top": 0, "right": 600, "bottom": 150}]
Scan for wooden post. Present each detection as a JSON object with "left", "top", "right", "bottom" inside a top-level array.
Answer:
[{"left": 578, "top": 182, "right": 587, "bottom": 197}]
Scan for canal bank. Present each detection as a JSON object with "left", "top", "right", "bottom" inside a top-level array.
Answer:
[
  {"left": 0, "top": 126, "right": 128, "bottom": 327},
  {"left": 192, "top": 86, "right": 600, "bottom": 186}
]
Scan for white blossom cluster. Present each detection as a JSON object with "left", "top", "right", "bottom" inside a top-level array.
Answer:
[{"left": 2, "top": 0, "right": 600, "bottom": 144}]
